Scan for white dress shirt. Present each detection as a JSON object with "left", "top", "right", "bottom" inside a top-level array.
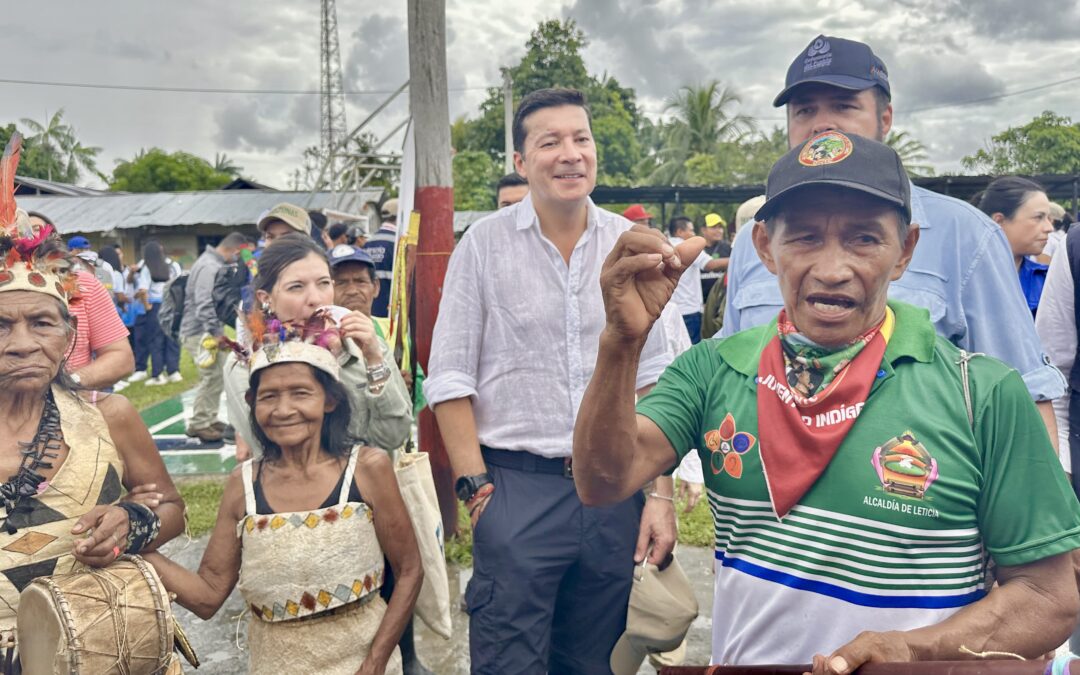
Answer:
[
  {"left": 669, "top": 235, "right": 711, "bottom": 315},
  {"left": 424, "top": 194, "right": 672, "bottom": 458},
  {"left": 1035, "top": 248, "right": 1075, "bottom": 472}
]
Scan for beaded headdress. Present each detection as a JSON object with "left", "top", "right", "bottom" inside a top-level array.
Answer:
[
  {"left": 224, "top": 306, "right": 344, "bottom": 382},
  {"left": 0, "top": 134, "right": 78, "bottom": 306}
]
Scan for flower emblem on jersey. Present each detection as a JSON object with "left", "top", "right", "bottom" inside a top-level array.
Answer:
[
  {"left": 871, "top": 431, "right": 938, "bottom": 499},
  {"left": 705, "top": 413, "right": 756, "bottom": 479},
  {"left": 798, "top": 131, "right": 853, "bottom": 167}
]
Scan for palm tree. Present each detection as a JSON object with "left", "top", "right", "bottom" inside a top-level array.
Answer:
[
  {"left": 21, "top": 109, "right": 102, "bottom": 183},
  {"left": 21, "top": 110, "right": 74, "bottom": 182},
  {"left": 64, "top": 139, "right": 105, "bottom": 182},
  {"left": 885, "top": 130, "right": 934, "bottom": 177},
  {"left": 213, "top": 152, "right": 242, "bottom": 177},
  {"left": 647, "top": 81, "right": 755, "bottom": 184}
]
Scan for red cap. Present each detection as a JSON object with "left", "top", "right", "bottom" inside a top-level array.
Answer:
[{"left": 622, "top": 204, "right": 653, "bottom": 222}]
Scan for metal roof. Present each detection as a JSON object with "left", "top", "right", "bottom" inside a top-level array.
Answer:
[
  {"left": 14, "top": 175, "right": 111, "bottom": 197},
  {"left": 15, "top": 188, "right": 384, "bottom": 235}
]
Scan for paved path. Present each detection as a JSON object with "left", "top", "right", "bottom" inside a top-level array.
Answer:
[{"left": 160, "top": 535, "right": 717, "bottom": 674}]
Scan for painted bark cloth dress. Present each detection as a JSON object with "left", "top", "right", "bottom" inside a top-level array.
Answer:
[
  {"left": 0, "top": 388, "right": 124, "bottom": 663},
  {"left": 236, "top": 446, "right": 402, "bottom": 674}
]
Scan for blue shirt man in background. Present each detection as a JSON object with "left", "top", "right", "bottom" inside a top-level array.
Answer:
[
  {"left": 722, "top": 34, "right": 1066, "bottom": 431},
  {"left": 364, "top": 198, "right": 398, "bottom": 318}
]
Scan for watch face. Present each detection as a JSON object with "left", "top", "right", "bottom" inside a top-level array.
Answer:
[{"left": 455, "top": 477, "right": 473, "bottom": 502}]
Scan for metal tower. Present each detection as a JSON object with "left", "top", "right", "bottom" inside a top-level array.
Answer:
[{"left": 320, "top": 0, "right": 348, "bottom": 185}]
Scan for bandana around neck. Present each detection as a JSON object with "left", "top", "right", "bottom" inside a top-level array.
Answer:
[{"left": 756, "top": 307, "right": 894, "bottom": 518}]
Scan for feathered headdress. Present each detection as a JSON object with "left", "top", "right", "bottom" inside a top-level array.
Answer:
[
  {"left": 0, "top": 133, "right": 78, "bottom": 305},
  {"left": 223, "top": 306, "right": 344, "bottom": 382}
]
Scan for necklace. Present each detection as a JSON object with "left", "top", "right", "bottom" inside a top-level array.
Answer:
[{"left": 0, "top": 392, "right": 62, "bottom": 534}]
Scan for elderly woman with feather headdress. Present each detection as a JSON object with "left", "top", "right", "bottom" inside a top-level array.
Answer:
[{"left": 0, "top": 137, "right": 185, "bottom": 672}]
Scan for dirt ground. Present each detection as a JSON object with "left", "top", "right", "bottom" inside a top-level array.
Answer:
[{"left": 160, "top": 536, "right": 717, "bottom": 674}]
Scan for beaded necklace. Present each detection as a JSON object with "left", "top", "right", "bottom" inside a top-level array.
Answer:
[{"left": 0, "top": 391, "right": 62, "bottom": 534}]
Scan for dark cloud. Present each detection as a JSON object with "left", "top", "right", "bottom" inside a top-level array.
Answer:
[
  {"left": 343, "top": 14, "right": 409, "bottom": 93},
  {"left": 214, "top": 99, "right": 294, "bottom": 152},
  {"left": 887, "top": 50, "right": 1007, "bottom": 111},
  {"left": 928, "top": 0, "right": 1078, "bottom": 41},
  {"left": 566, "top": 0, "right": 706, "bottom": 99}
]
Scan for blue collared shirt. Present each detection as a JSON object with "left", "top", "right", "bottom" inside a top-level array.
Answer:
[{"left": 721, "top": 184, "right": 1066, "bottom": 401}]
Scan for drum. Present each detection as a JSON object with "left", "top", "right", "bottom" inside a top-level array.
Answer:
[{"left": 16, "top": 555, "right": 176, "bottom": 675}]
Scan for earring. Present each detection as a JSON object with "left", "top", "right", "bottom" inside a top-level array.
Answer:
[{"left": 261, "top": 301, "right": 271, "bottom": 313}]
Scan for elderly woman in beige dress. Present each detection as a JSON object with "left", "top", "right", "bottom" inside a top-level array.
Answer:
[
  {"left": 144, "top": 327, "right": 422, "bottom": 674},
  {"left": 225, "top": 234, "right": 412, "bottom": 461}
]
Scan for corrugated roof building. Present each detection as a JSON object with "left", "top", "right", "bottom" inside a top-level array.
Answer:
[{"left": 17, "top": 188, "right": 384, "bottom": 267}]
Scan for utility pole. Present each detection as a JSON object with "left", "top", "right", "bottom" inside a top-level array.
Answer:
[
  {"left": 502, "top": 68, "right": 514, "bottom": 173},
  {"left": 407, "top": 0, "right": 457, "bottom": 537}
]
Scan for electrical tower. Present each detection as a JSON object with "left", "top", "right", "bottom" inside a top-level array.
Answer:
[{"left": 320, "top": 0, "right": 348, "bottom": 186}]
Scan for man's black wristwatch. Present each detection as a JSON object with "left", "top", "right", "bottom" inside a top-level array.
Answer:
[{"left": 455, "top": 473, "right": 493, "bottom": 502}]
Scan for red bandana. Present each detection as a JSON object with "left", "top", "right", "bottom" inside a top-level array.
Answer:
[{"left": 756, "top": 309, "right": 892, "bottom": 518}]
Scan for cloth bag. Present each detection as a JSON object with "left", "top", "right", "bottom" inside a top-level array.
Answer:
[{"left": 394, "top": 451, "right": 452, "bottom": 639}]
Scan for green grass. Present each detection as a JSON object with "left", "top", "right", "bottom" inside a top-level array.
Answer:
[
  {"left": 177, "top": 478, "right": 226, "bottom": 538},
  {"left": 677, "top": 487, "right": 713, "bottom": 548},
  {"left": 123, "top": 348, "right": 198, "bottom": 411}
]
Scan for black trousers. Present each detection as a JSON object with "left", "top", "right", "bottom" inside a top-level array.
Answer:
[{"left": 466, "top": 448, "right": 644, "bottom": 675}]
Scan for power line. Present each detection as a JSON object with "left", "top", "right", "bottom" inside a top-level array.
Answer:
[
  {"left": 640, "top": 73, "right": 1080, "bottom": 121},
  {"left": 0, "top": 76, "right": 493, "bottom": 96},
  {"left": 899, "top": 74, "right": 1080, "bottom": 114}
]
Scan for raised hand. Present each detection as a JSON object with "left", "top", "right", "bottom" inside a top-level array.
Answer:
[{"left": 599, "top": 225, "right": 706, "bottom": 342}]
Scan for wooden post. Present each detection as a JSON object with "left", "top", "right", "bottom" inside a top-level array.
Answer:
[
  {"left": 407, "top": 0, "right": 457, "bottom": 537},
  {"left": 502, "top": 68, "right": 514, "bottom": 174}
]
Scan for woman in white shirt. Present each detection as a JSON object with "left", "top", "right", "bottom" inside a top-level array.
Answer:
[{"left": 133, "top": 240, "right": 183, "bottom": 386}]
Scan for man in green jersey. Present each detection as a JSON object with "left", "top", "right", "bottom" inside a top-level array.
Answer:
[{"left": 573, "top": 130, "right": 1080, "bottom": 674}]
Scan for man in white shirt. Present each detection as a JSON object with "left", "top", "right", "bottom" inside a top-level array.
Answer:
[
  {"left": 425, "top": 88, "right": 678, "bottom": 674},
  {"left": 669, "top": 216, "right": 726, "bottom": 343}
]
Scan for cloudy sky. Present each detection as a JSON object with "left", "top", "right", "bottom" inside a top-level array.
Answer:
[{"left": 6, "top": 0, "right": 1079, "bottom": 189}]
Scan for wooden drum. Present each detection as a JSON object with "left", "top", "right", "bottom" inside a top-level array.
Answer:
[{"left": 16, "top": 555, "right": 177, "bottom": 674}]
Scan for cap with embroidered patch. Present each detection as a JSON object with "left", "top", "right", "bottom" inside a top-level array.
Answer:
[
  {"left": 755, "top": 130, "right": 910, "bottom": 224},
  {"left": 773, "top": 35, "right": 890, "bottom": 107}
]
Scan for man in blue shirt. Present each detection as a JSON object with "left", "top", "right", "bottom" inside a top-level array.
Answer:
[
  {"left": 722, "top": 34, "right": 1065, "bottom": 428},
  {"left": 363, "top": 198, "right": 398, "bottom": 318}
]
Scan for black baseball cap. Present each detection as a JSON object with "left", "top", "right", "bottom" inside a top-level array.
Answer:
[
  {"left": 755, "top": 130, "right": 911, "bottom": 224},
  {"left": 773, "top": 35, "right": 891, "bottom": 107}
]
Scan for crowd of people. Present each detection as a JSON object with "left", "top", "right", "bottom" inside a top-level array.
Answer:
[{"left": 0, "top": 29, "right": 1079, "bottom": 675}]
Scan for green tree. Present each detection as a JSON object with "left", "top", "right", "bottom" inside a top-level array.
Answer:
[
  {"left": 17, "top": 110, "right": 103, "bottom": 183},
  {"left": 453, "top": 151, "right": 499, "bottom": 210},
  {"left": 455, "top": 19, "right": 643, "bottom": 181},
  {"left": 885, "top": 130, "right": 934, "bottom": 177},
  {"left": 962, "top": 111, "right": 1080, "bottom": 174},
  {"left": 109, "top": 149, "right": 234, "bottom": 192},
  {"left": 213, "top": 153, "right": 243, "bottom": 178},
  {"left": 645, "top": 81, "right": 754, "bottom": 185}
]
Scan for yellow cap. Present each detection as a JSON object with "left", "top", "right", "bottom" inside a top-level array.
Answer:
[{"left": 704, "top": 213, "right": 726, "bottom": 228}]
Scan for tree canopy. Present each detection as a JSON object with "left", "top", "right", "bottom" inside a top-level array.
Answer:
[
  {"left": 962, "top": 111, "right": 1080, "bottom": 175},
  {"left": 109, "top": 148, "right": 234, "bottom": 192},
  {"left": 0, "top": 110, "right": 104, "bottom": 184}
]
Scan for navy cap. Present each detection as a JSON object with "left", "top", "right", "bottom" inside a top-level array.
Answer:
[
  {"left": 67, "top": 236, "right": 90, "bottom": 250},
  {"left": 773, "top": 35, "right": 890, "bottom": 107},
  {"left": 756, "top": 130, "right": 911, "bottom": 224},
  {"left": 328, "top": 244, "right": 375, "bottom": 269}
]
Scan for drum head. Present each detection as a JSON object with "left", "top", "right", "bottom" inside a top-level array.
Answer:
[
  {"left": 16, "top": 582, "right": 66, "bottom": 674},
  {"left": 17, "top": 556, "right": 175, "bottom": 675}
]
